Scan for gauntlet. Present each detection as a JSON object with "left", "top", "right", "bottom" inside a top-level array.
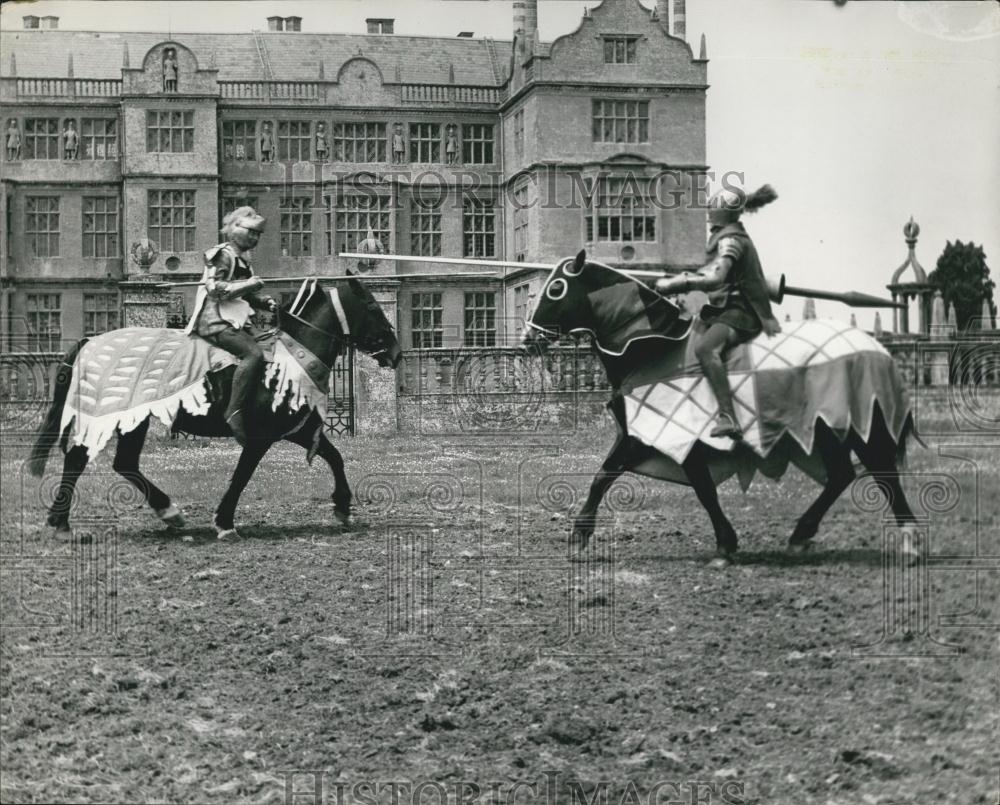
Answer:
[{"left": 208, "top": 276, "right": 264, "bottom": 301}]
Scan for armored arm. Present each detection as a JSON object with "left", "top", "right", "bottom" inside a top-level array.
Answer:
[
  {"left": 655, "top": 256, "right": 733, "bottom": 295},
  {"left": 655, "top": 237, "right": 745, "bottom": 296},
  {"left": 204, "top": 251, "right": 264, "bottom": 301}
]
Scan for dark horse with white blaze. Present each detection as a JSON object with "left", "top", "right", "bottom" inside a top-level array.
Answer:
[
  {"left": 28, "top": 275, "right": 402, "bottom": 538},
  {"left": 524, "top": 251, "right": 918, "bottom": 562}
]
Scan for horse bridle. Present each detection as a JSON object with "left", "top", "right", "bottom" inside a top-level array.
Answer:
[
  {"left": 281, "top": 308, "right": 345, "bottom": 344},
  {"left": 281, "top": 307, "right": 392, "bottom": 363}
]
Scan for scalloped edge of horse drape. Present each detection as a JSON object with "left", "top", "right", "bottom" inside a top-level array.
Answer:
[
  {"left": 59, "top": 327, "right": 328, "bottom": 458},
  {"left": 621, "top": 319, "right": 914, "bottom": 489}
]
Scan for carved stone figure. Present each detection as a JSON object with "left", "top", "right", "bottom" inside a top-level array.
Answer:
[
  {"left": 392, "top": 123, "right": 406, "bottom": 164},
  {"left": 259, "top": 122, "right": 274, "bottom": 163},
  {"left": 315, "top": 122, "right": 328, "bottom": 161},
  {"left": 446, "top": 125, "right": 459, "bottom": 165},
  {"left": 162, "top": 48, "right": 179, "bottom": 92},
  {"left": 6, "top": 120, "right": 21, "bottom": 161},
  {"left": 63, "top": 120, "right": 78, "bottom": 160}
]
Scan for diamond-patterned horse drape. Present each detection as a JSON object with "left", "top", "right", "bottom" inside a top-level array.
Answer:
[{"left": 620, "top": 319, "right": 911, "bottom": 489}]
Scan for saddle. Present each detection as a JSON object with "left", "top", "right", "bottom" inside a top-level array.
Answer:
[{"left": 60, "top": 327, "right": 331, "bottom": 458}]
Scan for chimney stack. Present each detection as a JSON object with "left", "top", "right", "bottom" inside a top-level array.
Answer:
[
  {"left": 672, "top": 0, "right": 686, "bottom": 39},
  {"left": 523, "top": 0, "right": 538, "bottom": 54},
  {"left": 284, "top": 16, "right": 302, "bottom": 32},
  {"left": 41, "top": 15, "right": 59, "bottom": 29},
  {"left": 23, "top": 15, "right": 39, "bottom": 29},
  {"left": 267, "top": 16, "right": 283, "bottom": 31},
  {"left": 513, "top": 1, "right": 526, "bottom": 40},
  {"left": 366, "top": 18, "right": 394, "bottom": 34}
]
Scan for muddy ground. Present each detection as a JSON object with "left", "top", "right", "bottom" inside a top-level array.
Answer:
[{"left": 1, "top": 404, "right": 997, "bottom": 804}]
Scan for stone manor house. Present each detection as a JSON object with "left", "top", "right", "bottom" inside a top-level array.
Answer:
[{"left": 0, "top": 0, "right": 707, "bottom": 353}]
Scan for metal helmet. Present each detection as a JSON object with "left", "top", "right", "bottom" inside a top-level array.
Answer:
[
  {"left": 221, "top": 206, "right": 266, "bottom": 240},
  {"left": 707, "top": 187, "right": 745, "bottom": 227}
]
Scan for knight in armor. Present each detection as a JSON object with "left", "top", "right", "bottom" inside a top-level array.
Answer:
[
  {"left": 655, "top": 185, "right": 781, "bottom": 439},
  {"left": 185, "top": 206, "right": 277, "bottom": 445}
]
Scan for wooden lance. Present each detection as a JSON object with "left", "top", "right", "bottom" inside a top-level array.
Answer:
[{"left": 340, "top": 253, "right": 904, "bottom": 309}]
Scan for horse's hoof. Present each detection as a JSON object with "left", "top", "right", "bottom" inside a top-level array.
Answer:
[
  {"left": 54, "top": 524, "right": 74, "bottom": 540},
  {"left": 334, "top": 510, "right": 352, "bottom": 528},
  {"left": 216, "top": 526, "right": 240, "bottom": 540},
  {"left": 157, "top": 505, "right": 185, "bottom": 529},
  {"left": 708, "top": 550, "right": 735, "bottom": 568},
  {"left": 787, "top": 540, "right": 813, "bottom": 555}
]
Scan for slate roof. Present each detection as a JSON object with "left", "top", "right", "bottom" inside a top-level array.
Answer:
[{"left": 0, "top": 30, "right": 511, "bottom": 85}]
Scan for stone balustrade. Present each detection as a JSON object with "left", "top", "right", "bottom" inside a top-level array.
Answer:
[
  {"left": 399, "top": 83, "right": 505, "bottom": 105},
  {"left": 16, "top": 77, "right": 122, "bottom": 98}
]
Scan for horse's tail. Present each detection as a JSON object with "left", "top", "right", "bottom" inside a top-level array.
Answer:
[{"left": 26, "top": 339, "right": 87, "bottom": 478}]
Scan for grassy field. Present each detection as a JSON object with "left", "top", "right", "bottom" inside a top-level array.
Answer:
[{"left": 1, "top": 393, "right": 998, "bottom": 804}]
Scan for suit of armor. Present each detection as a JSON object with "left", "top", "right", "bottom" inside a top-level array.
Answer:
[
  {"left": 656, "top": 187, "right": 781, "bottom": 438},
  {"left": 186, "top": 209, "right": 275, "bottom": 444}
]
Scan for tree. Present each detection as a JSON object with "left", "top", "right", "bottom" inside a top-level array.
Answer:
[{"left": 929, "top": 240, "right": 996, "bottom": 331}]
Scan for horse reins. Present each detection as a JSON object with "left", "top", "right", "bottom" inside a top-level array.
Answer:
[{"left": 281, "top": 309, "right": 345, "bottom": 345}]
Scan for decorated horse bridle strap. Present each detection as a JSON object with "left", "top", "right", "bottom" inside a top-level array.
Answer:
[
  {"left": 328, "top": 287, "right": 351, "bottom": 336},
  {"left": 276, "top": 331, "right": 333, "bottom": 383}
]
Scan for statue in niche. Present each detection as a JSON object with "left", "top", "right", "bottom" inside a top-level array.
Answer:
[
  {"left": 6, "top": 120, "right": 21, "bottom": 161},
  {"left": 392, "top": 123, "right": 406, "bottom": 164},
  {"left": 445, "top": 124, "right": 460, "bottom": 165},
  {"left": 63, "top": 120, "right": 78, "bottom": 159},
  {"left": 259, "top": 122, "right": 275, "bottom": 163},
  {"left": 162, "top": 48, "right": 179, "bottom": 92},
  {"left": 315, "top": 122, "right": 329, "bottom": 161}
]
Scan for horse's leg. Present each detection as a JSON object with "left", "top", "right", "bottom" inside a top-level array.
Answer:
[
  {"left": 213, "top": 441, "right": 272, "bottom": 539},
  {"left": 788, "top": 423, "right": 857, "bottom": 551},
  {"left": 571, "top": 436, "right": 635, "bottom": 549},
  {"left": 111, "top": 419, "right": 184, "bottom": 528},
  {"left": 849, "top": 412, "right": 919, "bottom": 560},
  {"left": 283, "top": 424, "right": 352, "bottom": 526},
  {"left": 681, "top": 444, "right": 739, "bottom": 564},
  {"left": 46, "top": 445, "right": 90, "bottom": 536}
]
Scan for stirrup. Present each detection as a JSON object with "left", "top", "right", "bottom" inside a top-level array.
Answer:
[{"left": 710, "top": 412, "right": 742, "bottom": 439}]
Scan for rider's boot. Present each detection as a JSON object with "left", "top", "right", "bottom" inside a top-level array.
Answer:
[
  {"left": 225, "top": 355, "right": 263, "bottom": 447},
  {"left": 701, "top": 358, "right": 742, "bottom": 439}
]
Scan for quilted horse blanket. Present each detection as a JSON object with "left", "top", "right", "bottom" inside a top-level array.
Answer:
[
  {"left": 61, "top": 327, "right": 330, "bottom": 457},
  {"left": 620, "top": 318, "right": 912, "bottom": 488}
]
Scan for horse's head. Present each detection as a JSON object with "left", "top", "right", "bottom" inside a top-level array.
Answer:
[
  {"left": 524, "top": 250, "right": 688, "bottom": 355},
  {"left": 281, "top": 276, "right": 402, "bottom": 368},
  {"left": 335, "top": 273, "right": 403, "bottom": 368}
]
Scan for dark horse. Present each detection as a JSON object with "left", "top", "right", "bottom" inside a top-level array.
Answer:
[
  {"left": 523, "top": 251, "right": 918, "bottom": 564},
  {"left": 28, "top": 275, "right": 402, "bottom": 539}
]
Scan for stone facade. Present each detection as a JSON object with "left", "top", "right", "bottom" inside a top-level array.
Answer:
[{"left": 1, "top": 0, "right": 708, "bottom": 363}]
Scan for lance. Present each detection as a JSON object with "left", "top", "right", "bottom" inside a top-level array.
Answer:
[
  {"left": 341, "top": 253, "right": 902, "bottom": 308},
  {"left": 155, "top": 252, "right": 901, "bottom": 309},
  {"left": 154, "top": 271, "right": 498, "bottom": 288},
  {"left": 616, "top": 269, "right": 903, "bottom": 309}
]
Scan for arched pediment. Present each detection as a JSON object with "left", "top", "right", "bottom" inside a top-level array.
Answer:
[
  {"left": 141, "top": 41, "right": 199, "bottom": 73},
  {"left": 337, "top": 57, "right": 384, "bottom": 86}
]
